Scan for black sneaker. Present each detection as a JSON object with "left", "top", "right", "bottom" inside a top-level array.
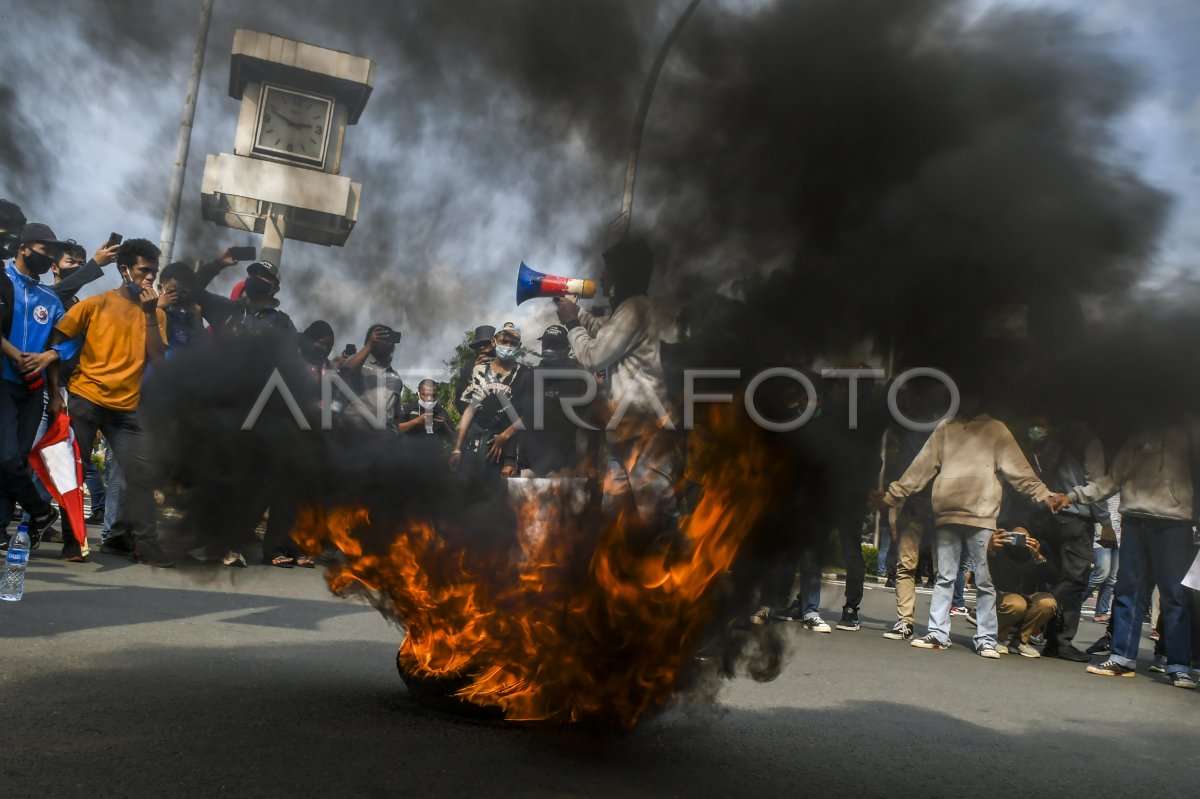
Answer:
[
  {"left": 1170, "top": 672, "right": 1198, "bottom": 690},
  {"left": 836, "top": 606, "right": 861, "bottom": 631},
  {"left": 770, "top": 599, "right": 805, "bottom": 622},
  {"left": 883, "top": 621, "right": 914, "bottom": 641},
  {"left": 28, "top": 506, "right": 59, "bottom": 550},
  {"left": 963, "top": 607, "right": 978, "bottom": 627},
  {"left": 1086, "top": 634, "right": 1112, "bottom": 656},
  {"left": 100, "top": 536, "right": 135, "bottom": 555},
  {"left": 1043, "top": 643, "right": 1090, "bottom": 663},
  {"left": 1087, "top": 660, "right": 1135, "bottom": 677},
  {"left": 133, "top": 541, "right": 175, "bottom": 568},
  {"left": 85, "top": 509, "right": 105, "bottom": 525}
]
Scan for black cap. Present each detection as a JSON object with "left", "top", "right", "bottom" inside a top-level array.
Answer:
[
  {"left": 539, "top": 324, "right": 569, "bottom": 348},
  {"left": 20, "top": 222, "right": 69, "bottom": 247},
  {"left": 247, "top": 260, "right": 281, "bottom": 284},
  {"left": 469, "top": 325, "right": 496, "bottom": 348}
]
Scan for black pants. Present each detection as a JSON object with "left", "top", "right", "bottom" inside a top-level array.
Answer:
[
  {"left": 68, "top": 394, "right": 158, "bottom": 545},
  {"left": 1044, "top": 515, "right": 1094, "bottom": 650},
  {"left": 835, "top": 498, "right": 867, "bottom": 610},
  {"left": 0, "top": 381, "right": 51, "bottom": 530}
]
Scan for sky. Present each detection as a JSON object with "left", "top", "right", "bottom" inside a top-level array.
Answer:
[{"left": 0, "top": 0, "right": 1196, "bottom": 384}]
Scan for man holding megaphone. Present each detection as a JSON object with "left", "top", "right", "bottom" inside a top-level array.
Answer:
[{"left": 555, "top": 237, "right": 680, "bottom": 535}]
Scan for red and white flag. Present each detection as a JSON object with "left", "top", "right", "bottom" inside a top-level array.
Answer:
[{"left": 29, "top": 411, "right": 89, "bottom": 556}]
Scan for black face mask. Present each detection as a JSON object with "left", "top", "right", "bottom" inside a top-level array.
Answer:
[
  {"left": 23, "top": 248, "right": 54, "bottom": 276},
  {"left": 57, "top": 266, "right": 80, "bottom": 281},
  {"left": 243, "top": 276, "right": 273, "bottom": 301}
]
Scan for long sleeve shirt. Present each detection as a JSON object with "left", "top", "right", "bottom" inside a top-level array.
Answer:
[
  {"left": 565, "top": 295, "right": 669, "bottom": 425},
  {"left": 2, "top": 261, "right": 79, "bottom": 384},
  {"left": 1068, "top": 424, "right": 1199, "bottom": 523},
  {"left": 884, "top": 415, "right": 1053, "bottom": 530}
]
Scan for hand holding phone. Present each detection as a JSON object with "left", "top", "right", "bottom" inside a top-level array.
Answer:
[
  {"left": 229, "top": 246, "right": 256, "bottom": 262},
  {"left": 106, "top": 232, "right": 124, "bottom": 248}
]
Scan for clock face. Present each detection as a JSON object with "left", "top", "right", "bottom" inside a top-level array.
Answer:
[{"left": 253, "top": 85, "right": 333, "bottom": 166}]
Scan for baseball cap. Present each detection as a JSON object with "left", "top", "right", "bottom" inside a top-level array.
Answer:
[
  {"left": 247, "top": 260, "right": 281, "bottom": 283},
  {"left": 538, "top": 324, "right": 569, "bottom": 347},
  {"left": 496, "top": 321, "right": 521, "bottom": 342},
  {"left": 20, "top": 222, "right": 69, "bottom": 247}
]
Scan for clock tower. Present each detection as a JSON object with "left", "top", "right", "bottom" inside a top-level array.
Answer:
[{"left": 200, "top": 30, "right": 375, "bottom": 266}]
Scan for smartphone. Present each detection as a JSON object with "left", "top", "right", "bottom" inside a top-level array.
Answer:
[
  {"left": 1007, "top": 531, "right": 1027, "bottom": 548},
  {"left": 230, "top": 246, "right": 257, "bottom": 262},
  {"left": 385, "top": 331, "right": 403, "bottom": 344},
  {"left": 106, "top": 232, "right": 123, "bottom": 248},
  {"left": 342, "top": 344, "right": 357, "bottom": 357}
]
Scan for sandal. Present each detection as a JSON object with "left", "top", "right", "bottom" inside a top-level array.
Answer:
[
  {"left": 267, "top": 554, "right": 295, "bottom": 568},
  {"left": 293, "top": 556, "right": 316, "bottom": 569}
]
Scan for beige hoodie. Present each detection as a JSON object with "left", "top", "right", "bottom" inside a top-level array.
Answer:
[
  {"left": 568, "top": 296, "right": 671, "bottom": 424},
  {"left": 1068, "top": 423, "right": 1198, "bottom": 523},
  {"left": 884, "top": 415, "right": 1053, "bottom": 529}
]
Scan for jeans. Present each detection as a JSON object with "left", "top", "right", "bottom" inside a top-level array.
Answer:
[
  {"left": 0, "top": 380, "right": 51, "bottom": 531},
  {"left": 68, "top": 394, "right": 156, "bottom": 545},
  {"left": 1108, "top": 516, "right": 1193, "bottom": 674},
  {"left": 603, "top": 431, "right": 682, "bottom": 534},
  {"left": 927, "top": 524, "right": 997, "bottom": 648},
  {"left": 952, "top": 542, "right": 973, "bottom": 608},
  {"left": 84, "top": 457, "right": 105, "bottom": 515},
  {"left": 102, "top": 445, "right": 123, "bottom": 541},
  {"left": 877, "top": 528, "right": 890, "bottom": 577},
  {"left": 1086, "top": 545, "right": 1119, "bottom": 617},
  {"left": 763, "top": 539, "right": 823, "bottom": 618}
]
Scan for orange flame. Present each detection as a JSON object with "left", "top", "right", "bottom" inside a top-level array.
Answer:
[{"left": 292, "top": 405, "right": 778, "bottom": 728}]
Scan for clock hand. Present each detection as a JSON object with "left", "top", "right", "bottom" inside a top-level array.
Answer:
[{"left": 269, "top": 105, "right": 305, "bottom": 128}]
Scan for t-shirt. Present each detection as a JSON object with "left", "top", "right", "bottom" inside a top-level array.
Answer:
[
  {"left": 460, "top": 361, "right": 527, "bottom": 433},
  {"left": 55, "top": 289, "right": 167, "bottom": 411},
  {"left": 399, "top": 402, "right": 453, "bottom": 440}
]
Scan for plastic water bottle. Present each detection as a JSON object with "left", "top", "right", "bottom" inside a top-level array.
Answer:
[{"left": 1, "top": 524, "right": 31, "bottom": 602}]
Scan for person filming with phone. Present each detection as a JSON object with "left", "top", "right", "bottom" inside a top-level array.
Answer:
[
  {"left": 988, "top": 526, "right": 1059, "bottom": 658},
  {"left": 339, "top": 323, "right": 404, "bottom": 433}
]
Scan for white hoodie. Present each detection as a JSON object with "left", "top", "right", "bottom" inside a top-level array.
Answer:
[{"left": 1069, "top": 423, "right": 1199, "bottom": 523}]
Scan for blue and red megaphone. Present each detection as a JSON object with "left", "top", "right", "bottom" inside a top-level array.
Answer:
[{"left": 516, "top": 262, "right": 597, "bottom": 306}]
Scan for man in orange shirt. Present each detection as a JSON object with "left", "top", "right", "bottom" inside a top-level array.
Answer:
[{"left": 46, "top": 238, "right": 170, "bottom": 566}]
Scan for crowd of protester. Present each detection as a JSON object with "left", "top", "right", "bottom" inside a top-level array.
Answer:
[{"left": 2, "top": 197, "right": 1197, "bottom": 692}]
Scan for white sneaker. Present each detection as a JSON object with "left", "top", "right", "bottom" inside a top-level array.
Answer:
[
  {"left": 977, "top": 642, "right": 1002, "bottom": 659},
  {"left": 1017, "top": 642, "right": 1042, "bottom": 658},
  {"left": 802, "top": 615, "right": 832, "bottom": 633},
  {"left": 222, "top": 550, "right": 247, "bottom": 567}
]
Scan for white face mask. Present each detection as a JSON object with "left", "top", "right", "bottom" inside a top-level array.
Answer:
[{"left": 418, "top": 399, "right": 436, "bottom": 410}]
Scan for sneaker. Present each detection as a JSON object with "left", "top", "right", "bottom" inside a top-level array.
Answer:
[
  {"left": 1087, "top": 660, "right": 1135, "bottom": 677},
  {"left": 1093, "top": 614, "right": 1110, "bottom": 624},
  {"left": 963, "top": 608, "right": 978, "bottom": 627},
  {"left": 1043, "top": 644, "right": 1090, "bottom": 663},
  {"left": 1151, "top": 628, "right": 1160, "bottom": 641},
  {"left": 884, "top": 577, "right": 896, "bottom": 588},
  {"left": 133, "top": 541, "right": 175, "bottom": 568},
  {"left": 1149, "top": 655, "right": 1167, "bottom": 674},
  {"left": 993, "top": 640, "right": 1010, "bottom": 655},
  {"left": 85, "top": 509, "right": 105, "bottom": 525},
  {"left": 1030, "top": 633, "right": 1046, "bottom": 647},
  {"left": 1017, "top": 642, "right": 1042, "bottom": 658},
  {"left": 883, "top": 621, "right": 914, "bottom": 641},
  {"left": 222, "top": 550, "right": 247, "bottom": 568},
  {"left": 949, "top": 606, "right": 970, "bottom": 617},
  {"left": 802, "top": 615, "right": 833, "bottom": 633},
  {"left": 835, "top": 606, "right": 860, "bottom": 631},
  {"left": 769, "top": 600, "right": 804, "bottom": 622},
  {"left": 28, "top": 506, "right": 60, "bottom": 550},
  {"left": 911, "top": 634, "right": 950, "bottom": 650},
  {"left": 1085, "top": 634, "right": 1112, "bottom": 656},
  {"left": 1170, "top": 672, "right": 1198, "bottom": 690},
  {"left": 751, "top": 606, "right": 772, "bottom": 625},
  {"left": 41, "top": 526, "right": 64, "bottom": 544},
  {"left": 977, "top": 642, "right": 1002, "bottom": 659},
  {"left": 99, "top": 535, "right": 135, "bottom": 555}
]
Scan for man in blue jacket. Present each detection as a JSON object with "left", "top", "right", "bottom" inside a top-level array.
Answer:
[{"left": 0, "top": 223, "right": 79, "bottom": 548}]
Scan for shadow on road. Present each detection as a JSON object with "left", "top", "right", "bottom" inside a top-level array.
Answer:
[{"left": 2, "top": 639, "right": 1194, "bottom": 798}]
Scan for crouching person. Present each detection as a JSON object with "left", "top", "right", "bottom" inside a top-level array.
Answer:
[{"left": 989, "top": 527, "right": 1058, "bottom": 657}]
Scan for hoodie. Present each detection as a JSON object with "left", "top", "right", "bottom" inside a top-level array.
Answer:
[
  {"left": 1068, "top": 423, "right": 1199, "bottom": 523},
  {"left": 884, "top": 415, "right": 1053, "bottom": 530}
]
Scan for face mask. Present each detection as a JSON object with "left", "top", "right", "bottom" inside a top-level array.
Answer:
[
  {"left": 57, "top": 266, "right": 80, "bottom": 281},
  {"left": 243, "top": 276, "right": 272, "bottom": 301},
  {"left": 1028, "top": 426, "right": 1049, "bottom": 443},
  {"left": 418, "top": 399, "right": 436, "bottom": 411},
  {"left": 23, "top": 248, "right": 54, "bottom": 276},
  {"left": 495, "top": 345, "right": 519, "bottom": 362}
]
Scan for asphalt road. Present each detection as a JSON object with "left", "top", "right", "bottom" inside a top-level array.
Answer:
[{"left": 2, "top": 537, "right": 1197, "bottom": 799}]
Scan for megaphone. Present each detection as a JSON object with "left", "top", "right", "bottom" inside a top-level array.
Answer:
[{"left": 516, "top": 262, "right": 597, "bottom": 306}]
